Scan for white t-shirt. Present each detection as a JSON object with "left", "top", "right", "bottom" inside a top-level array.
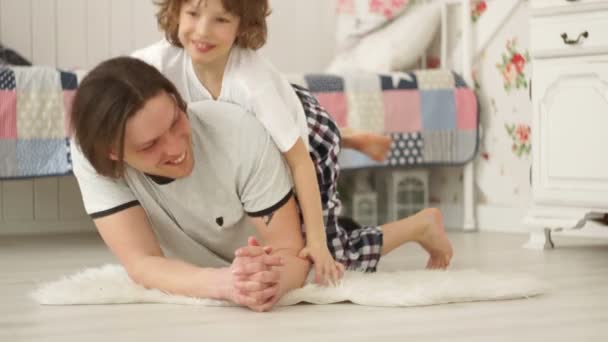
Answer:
[
  {"left": 131, "top": 40, "right": 309, "bottom": 152},
  {"left": 71, "top": 101, "right": 293, "bottom": 267}
]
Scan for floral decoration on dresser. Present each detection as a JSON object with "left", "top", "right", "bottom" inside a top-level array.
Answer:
[
  {"left": 471, "top": 0, "right": 487, "bottom": 22},
  {"left": 505, "top": 123, "right": 531, "bottom": 157},
  {"left": 497, "top": 38, "right": 530, "bottom": 93}
]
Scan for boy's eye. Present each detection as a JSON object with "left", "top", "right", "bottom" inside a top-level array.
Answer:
[
  {"left": 186, "top": 11, "right": 198, "bottom": 17},
  {"left": 217, "top": 17, "right": 230, "bottom": 23}
]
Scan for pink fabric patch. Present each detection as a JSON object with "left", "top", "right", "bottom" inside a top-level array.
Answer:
[
  {"left": 383, "top": 90, "right": 421, "bottom": 133},
  {"left": 313, "top": 92, "right": 349, "bottom": 128},
  {"left": 0, "top": 90, "right": 17, "bottom": 138},
  {"left": 455, "top": 88, "right": 477, "bottom": 130},
  {"left": 63, "top": 90, "right": 76, "bottom": 137}
]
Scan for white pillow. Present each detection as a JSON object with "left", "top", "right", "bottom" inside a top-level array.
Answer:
[
  {"left": 327, "top": 3, "right": 441, "bottom": 73},
  {"left": 336, "top": 0, "right": 413, "bottom": 51}
]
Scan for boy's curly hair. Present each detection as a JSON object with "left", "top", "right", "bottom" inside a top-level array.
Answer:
[{"left": 155, "top": 0, "right": 271, "bottom": 50}]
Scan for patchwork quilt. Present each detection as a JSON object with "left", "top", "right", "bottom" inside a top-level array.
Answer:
[
  {"left": 288, "top": 70, "right": 479, "bottom": 169},
  {"left": 0, "top": 66, "right": 478, "bottom": 179},
  {"left": 0, "top": 66, "right": 76, "bottom": 179}
]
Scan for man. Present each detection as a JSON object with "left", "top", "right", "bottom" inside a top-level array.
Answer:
[
  {"left": 70, "top": 57, "right": 453, "bottom": 312},
  {"left": 71, "top": 57, "right": 310, "bottom": 312}
]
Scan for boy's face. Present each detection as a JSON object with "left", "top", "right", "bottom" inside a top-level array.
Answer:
[
  {"left": 118, "top": 91, "right": 194, "bottom": 179},
  {"left": 178, "top": 0, "right": 241, "bottom": 70}
]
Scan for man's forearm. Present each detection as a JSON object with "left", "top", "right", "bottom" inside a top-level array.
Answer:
[{"left": 127, "top": 255, "right": 231, "bottom": 300}]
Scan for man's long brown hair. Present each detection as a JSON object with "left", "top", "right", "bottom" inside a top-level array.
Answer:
[{"left": 71, "top": 57, "right": 187, "bottom": 178}]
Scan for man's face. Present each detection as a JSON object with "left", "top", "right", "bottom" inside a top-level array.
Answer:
[{"left": 119, "top": 91, "right": 194, "bottom": 179}]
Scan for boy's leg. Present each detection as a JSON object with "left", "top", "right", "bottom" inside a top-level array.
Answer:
[
  {"left": 380, "top": 208, "right": 453, "bottom": 269},
  {"left": 340, "top": 128, "right": 392, "bottom": 162},
  {"left": 329, "top": 207, "right": 453, "bottom": 272},
  {"left": 291, "top": 85, "right": 452, "bottom": 271}
]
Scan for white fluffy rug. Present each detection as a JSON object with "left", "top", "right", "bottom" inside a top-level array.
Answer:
[{"left": 31, "top": 264, "right": 546, "bottom": 307}]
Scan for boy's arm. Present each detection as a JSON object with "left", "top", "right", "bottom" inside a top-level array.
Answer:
[
  {"left": 283, "top": 138, "right": 342, "bottom": 284},
  {"left": 283, "top": 138, "right": 327, "bottom": 248}
]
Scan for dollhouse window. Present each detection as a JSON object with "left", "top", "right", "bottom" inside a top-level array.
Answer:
[{"left": 397, "top": 177, "right": 425, "bottom": 217}]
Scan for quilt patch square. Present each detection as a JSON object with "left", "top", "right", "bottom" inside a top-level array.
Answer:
[
  {"left": 63, "top": 90, "right": 76, "bottom": 136},
  {"left": 14, "top": 66, "right": 61, "bottom": 92},
  {"left": 60, "top": 71, "right": 78, "bottom": 90},
  {"left": 383, "top": 90, "right": 421, "bottom": 133},
  {"left": 16, "top": 90, "right": 65, "bottom": 139},
  {"left": 453, "top": 72, "right": 469, "bottom": 88},
  {"left": 0, "top": 90, "right": 17, "bottom": 138},
  {"left": 415, "top": 70, "right": 456, "bottom": 90},
  {"left": 313, "top": 92, "right": 349, "bottom": 127},
  {"left": 0, "top": 68, "right": 16, "bottom": 90},
  {"left": 344, "top": 73, "right": 382, "bottom": 93},
  {"left": 455, "top": 130, "right": 478, "bottom": 162},
  {"left": 16, "top": 138, "right": 71, "bottom": 177},
  {"left": 386, "top": 132, "right": 424, "bottom": 166},
  {"left": 380, "top": 73, "right": 418, "bottom": 90},
  {"left": 420, "top": 90, "right": 456, "bottom": 131},
  {"left": 0, "top": 139, "right": 17, "bottom": 177},
  {"left": 455, "top": 88, "right": 478, "bottom": 130},
  {"left": 421, "top": 130, "right": 455, "bottom": 163},
  {"left": 346, "top": 91, "right": 384, "bottom": 132},
  {"left": 420, "top": 130, "right": 477, "bottom": 163},
  {"left": 305, "top": 74, "right": 344, "bottom": 92}
]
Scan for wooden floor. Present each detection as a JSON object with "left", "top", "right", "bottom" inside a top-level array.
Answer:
[{"left": 1, "top": 231, "right": 607, "bottom": 341}]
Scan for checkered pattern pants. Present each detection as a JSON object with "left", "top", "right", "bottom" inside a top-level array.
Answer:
[{"left": 292, "top": 84, "right": 383, "bottom": 272}]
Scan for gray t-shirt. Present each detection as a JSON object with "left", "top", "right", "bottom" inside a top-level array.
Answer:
[{"left": 71, "top": 101, "right": 293, "bottom": 267}]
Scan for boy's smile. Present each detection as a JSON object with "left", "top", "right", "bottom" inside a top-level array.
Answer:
[{"left": 178, "top": 0, "right": 240, "bottom": 70}]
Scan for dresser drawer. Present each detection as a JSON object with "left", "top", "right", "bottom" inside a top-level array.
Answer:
[
  {"left": 532, "top": 0, "right": 608, "bottom": 13},
  {"left": 531, "top": 10, "right": 608, "bottom": 58}
]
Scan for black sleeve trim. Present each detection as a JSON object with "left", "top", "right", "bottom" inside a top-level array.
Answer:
[
  {"left": 89, "top": 200, "right": 141, "bottom": 219},
  {"left": 246, "top": 190, "right": 293, "bottom": 218}
]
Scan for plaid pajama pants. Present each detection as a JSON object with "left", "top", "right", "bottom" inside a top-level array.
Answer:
[{"left": 292, "top": 84, "right": 383, "bottom": 272}]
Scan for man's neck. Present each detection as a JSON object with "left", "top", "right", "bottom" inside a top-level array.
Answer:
[{"left": 145, "top": 173, "right": 175, "bottom": 185}]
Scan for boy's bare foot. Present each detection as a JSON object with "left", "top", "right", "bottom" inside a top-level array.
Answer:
[
  {"left": 343, "top": 133, "right": 392, "bottom": 162},
  {"left": 415, "top": 208, "right": 453, "bottom": 269}
]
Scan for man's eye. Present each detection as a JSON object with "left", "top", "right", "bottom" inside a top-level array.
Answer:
[
  {"left": 217, "top": 17, "right": 230, "bottom": 23},
  {"left": 187, "top": 11, "right": 198, "bottom": 17},
  {"left": 141, "top": 142, "right": 156, "bottom": 151}
]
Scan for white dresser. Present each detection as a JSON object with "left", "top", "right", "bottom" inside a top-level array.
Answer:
[{"left": 524, "top": 0, "right": 608, "bottom": 249}]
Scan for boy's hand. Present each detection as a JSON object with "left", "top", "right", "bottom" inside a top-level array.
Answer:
[{"left": 298, "top": 244, "right": 344, "bottom": 286}]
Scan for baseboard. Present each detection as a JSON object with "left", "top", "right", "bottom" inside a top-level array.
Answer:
[
  {"left": 0, "top": 219, "right": 96, "bottom": 236},
  {"left": 2, "top": 205, "right": 604, "bottom": 239},
  {"left": 438, "top": 203, "right": 527, "bottom": 232},
  {"left": 442, "top": 204, "right": 608, "bottom": 238}
]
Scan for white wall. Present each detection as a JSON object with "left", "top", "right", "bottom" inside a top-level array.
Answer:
[
  {"left": 262, "top": 0, "right": 336, "bottom": 72},
  {"left": 0, "top": 0, "right": 336, "bottom": 71},
  {"left": 0, "top": 0, "right": 336, "bottom": 235}
]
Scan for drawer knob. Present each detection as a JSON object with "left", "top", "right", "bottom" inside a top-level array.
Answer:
[{"left": 561, "top": 31, "right": 589, "bottom": 45}]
